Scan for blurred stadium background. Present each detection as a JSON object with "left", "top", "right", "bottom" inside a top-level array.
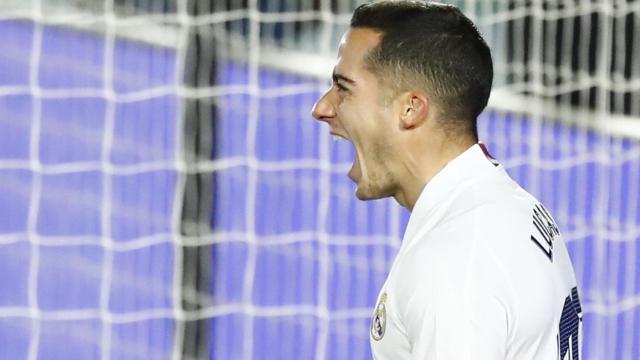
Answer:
[{"left": 0, "top": 0, "right": 638, "bottom": 359}]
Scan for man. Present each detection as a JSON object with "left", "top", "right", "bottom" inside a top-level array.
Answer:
[{"left": 311, "top": 1, "right": 582, "bottom": 359}]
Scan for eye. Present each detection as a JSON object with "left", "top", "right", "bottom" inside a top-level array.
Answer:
[{"left": 334, "top": 83, "right": 348, "bottom": 93}]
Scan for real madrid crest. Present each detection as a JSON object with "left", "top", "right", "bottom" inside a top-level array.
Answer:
[{"left": 371, "top": 292, "right": 387, "bottom": 341}]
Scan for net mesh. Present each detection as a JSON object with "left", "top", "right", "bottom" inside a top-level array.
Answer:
[{"left": 0, "top": 0, "right": 638, "bottom": 359}]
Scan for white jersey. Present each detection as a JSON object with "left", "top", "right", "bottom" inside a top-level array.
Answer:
[{"left": 370, "top": 144, "right": 582, "bottom": 360}]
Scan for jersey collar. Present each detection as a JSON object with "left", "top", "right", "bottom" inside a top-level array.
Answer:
[{"left": 403, "top": 143, "right": 501, "bottom": 242}]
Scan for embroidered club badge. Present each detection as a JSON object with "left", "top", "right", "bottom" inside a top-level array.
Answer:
[{"left": 371, "top": 292, "right": 387, "bottom": 341}]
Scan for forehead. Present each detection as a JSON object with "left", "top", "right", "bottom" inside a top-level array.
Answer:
[{"left": 336, "top": 28, "right": 381, "bottom": 76}]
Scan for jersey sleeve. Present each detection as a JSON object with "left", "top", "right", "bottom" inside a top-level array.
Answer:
[{"left": 396, "top": 212, "right": 514, "bottom": 360}]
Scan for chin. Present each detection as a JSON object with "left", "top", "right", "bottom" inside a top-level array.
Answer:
[{"left": 355, "top": 182, "right": 393, "bottom": 201}]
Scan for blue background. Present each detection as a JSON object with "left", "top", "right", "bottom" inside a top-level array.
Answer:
[{"left": 1, "top": 20, "right": 639, "bottom": 359}]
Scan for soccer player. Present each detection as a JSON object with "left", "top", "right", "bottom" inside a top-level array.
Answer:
[{"left": 311, "top": 1, "right": 582, "bottom": 359}]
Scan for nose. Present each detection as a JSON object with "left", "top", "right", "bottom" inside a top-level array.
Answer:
[{"left": 311, "top": 90, "right": 336, "bottom": 123}]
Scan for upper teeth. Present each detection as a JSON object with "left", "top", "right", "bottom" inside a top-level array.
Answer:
[{"left": 332, "top": 134, "right": 348, "bottom": 141}]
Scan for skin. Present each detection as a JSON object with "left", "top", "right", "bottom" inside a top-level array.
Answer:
[{"left": 311, "top": 28, "right": 476, "bottom": 211}]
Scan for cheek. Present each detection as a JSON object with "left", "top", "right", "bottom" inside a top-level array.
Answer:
[
  {"left": 336, "top": 95, "right": 389, "bottom": 139},
  {"left": 340, "top": 97, "right": 371, "bottom": 122},
  {"left": 335, "top": 96, "right": 360, "bottom": 130}
]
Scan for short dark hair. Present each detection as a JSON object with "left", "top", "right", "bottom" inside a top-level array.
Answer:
[{"left": 351, "top": 0, "right": 493, "bottom": 140}]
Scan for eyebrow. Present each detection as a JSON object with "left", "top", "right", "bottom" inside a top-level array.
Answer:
[{"left": 332, "top": 69, "right": 356, "bottom": 86}]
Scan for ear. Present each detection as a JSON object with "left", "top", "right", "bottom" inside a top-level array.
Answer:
[{"left": 399, "top": 91, "right": 429, "bottom": 130}]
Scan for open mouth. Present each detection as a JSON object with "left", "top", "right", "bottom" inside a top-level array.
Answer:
[
  {"left": 331, "top": 132, "right": 360, "bottom": 183},
  {"left": 329, "top": 131, "right": 360, "bottom": 182}
]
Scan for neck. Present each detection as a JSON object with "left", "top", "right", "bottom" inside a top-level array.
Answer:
[{"left": 394, "top": 136, "right": 476, "bottom": 211}]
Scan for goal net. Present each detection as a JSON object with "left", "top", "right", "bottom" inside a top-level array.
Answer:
[{"left": 0, "top": 0, "right": 638, "bottom": 359}]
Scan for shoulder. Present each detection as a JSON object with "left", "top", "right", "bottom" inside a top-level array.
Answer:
[
  {"left": 391, "top": 187, "right": 540, "bottom": 314},
  {"left": 440, "top": 168, "right": 541, "bottom": 248},
  {"left": 393, "top": 202, "right": 520, "bottom": 306}
]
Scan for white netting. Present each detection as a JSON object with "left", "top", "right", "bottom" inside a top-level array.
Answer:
[
  {"left": 0, "top": 0, "right": 189, "bottom": 359},
  {"left": 0, "top": 0, "right": 638, "bottom": 359}
]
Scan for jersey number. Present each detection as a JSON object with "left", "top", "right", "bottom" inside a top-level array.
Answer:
[{"left": 557, "top": 286, "right": 582, "bottom": 360}]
